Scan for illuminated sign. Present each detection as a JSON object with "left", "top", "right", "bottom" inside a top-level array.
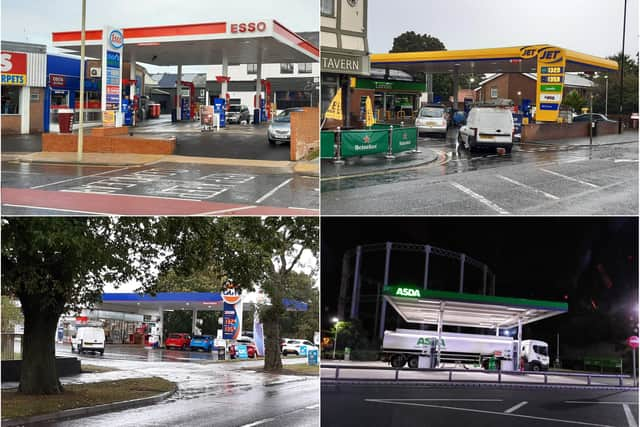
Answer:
[
  {"left": 541, "top": 76, "right": 563, "bottom": 83},
  {"left": 109, "top": 30, "right": 124, "bottom": 49},
  {"left": 221, "top": 281, "right": 242, "bottom": 305},
  {"left": 396, "top": 287, "right": 421, "bottom": 298},
  {"left": 230, "top": 22, "right": 267, "bottom": 33},
  {"left": 536, "top": 47, "right": 566, "bottom": 122},
  {"left": 1, "top": 51, "right": 27, "bottom": 86},
  {"left": 102, "top": 26, "right": 123, "bottom": 126}
]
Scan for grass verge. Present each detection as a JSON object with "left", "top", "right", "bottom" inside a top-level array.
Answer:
[
  {"left": 2, "top": 377, "right": 175, "bottom": 420},
  {"left": 248, "top": 363, "right": 319, "bottom": 376},
  {"left": 81, "top": 364, "right": 119, "bottom": 373}
]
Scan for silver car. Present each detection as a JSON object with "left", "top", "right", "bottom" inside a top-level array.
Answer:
[
  {"left": 227, "top": 104, "right": 251, "bottom": 124},
  {"left": 268, "top": 108, "right": 304, "bottom": 144}
]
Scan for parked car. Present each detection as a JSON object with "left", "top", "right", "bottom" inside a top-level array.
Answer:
[
  {"left": 267, "top": 108, "right": 304, "bottom": 144},
  {"left": 71, "top": 326, "right": 105, "bottom": 355},
  {"left": 280, "top": 337, "right": 292, "bottom": 351},
  {"left": 282, "top": 339, "right": 316, "bottom": 356},
  {"left": 227, "top": 104, "right": 251, "bottom": 124},
  {"left": 458, "top": 106, "right": 514, "bottom": 153},
  {"left": 165, "top": 333, "right": 191, "bottom": 350},
  {"left": 229, "top": 336, "right": 258, "bottom": 359},
  {"left": 415, "top": 104, "right": 448, "bottom": 137},
  {"left": 572, "top": 113, "right": 616, "bottom": 124},
  {"left": 189, "top": 335, "right": 214, "bottom": 352}
]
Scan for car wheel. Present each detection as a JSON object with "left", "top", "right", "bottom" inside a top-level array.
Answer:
[
  {"left": 182, "top": 344, "right": 188, "bottom": 351},
  {"left": 503, "top": 145, "right": 512, "bottom": 154},
  {"left": 100, "top": 350, "right": 104, "bottom": 356},
  {"left": 531, "top": 363, "right": 541, "bottom": 371},
  {"left": 268, "top": 138, "right": 276, "bottom": 145},
  {"left": 408, "top": 356, "right": 419, "bottom": 369},
  {"left": 390, "top": 354, "right": 406, "bottom": 368}
]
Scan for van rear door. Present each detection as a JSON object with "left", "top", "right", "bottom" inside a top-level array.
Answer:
[{"left": 476, "top": 110, "right": 513, "bottom": 143}]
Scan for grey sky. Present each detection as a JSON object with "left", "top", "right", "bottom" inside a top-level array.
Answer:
[
  {"left": 1, "top": 0, "right": 318, "bottom": 73},
  {"left": 368, "top": 0, "right": 638, "bottom": 60}
]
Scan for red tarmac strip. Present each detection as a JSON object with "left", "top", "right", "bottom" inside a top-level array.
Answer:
[{"left": 1, "top": 188, "right": 317, "bottom": 216}]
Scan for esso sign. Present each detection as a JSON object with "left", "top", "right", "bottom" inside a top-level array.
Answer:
[
  {"left": 628, "top": 336, "right": 639, "bottom": 349},
  {"left": 230, "top": 22, "right": 267, "bottom": 34},
  {"left": 109, "top": 30, "right": 124, "bottom": 49}
]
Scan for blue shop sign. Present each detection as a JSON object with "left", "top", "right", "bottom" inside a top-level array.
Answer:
[{"left": 236, "top": 345, "right": 248, "bottom": 359}]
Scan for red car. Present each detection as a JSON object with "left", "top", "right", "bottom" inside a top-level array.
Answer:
[
  {"left": 229, "top": 337, "right": 258, "bottom": 359},
  {"left": 165, "top": 333, "right": 191, "bottom": 350}
]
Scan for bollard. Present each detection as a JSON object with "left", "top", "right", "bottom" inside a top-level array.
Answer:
[
  {"left": 335, "top": 367, "right": 340, "bottom": 379},
  {"left": 385, "top": 125, "right": 396, "bottom": 160},
  {"left": 449, "top": 370, "right": 452, "bottom": 382},
  {"left": 411, "top": 128, "right": 422, "bottom": 154},
  {"left": 400, "top": 121, "right": 405, "bottom": 127},
  {"left": 395, "top": 369, "right": 399, "bottom": 381},
  {"left": 498, "top": 370, "right": 501, "bottom": 383},
  {"left": 333, "top": 127, "right": 345, "bottom": 164},
  {"left": 587, "top": 375, "right": 591, "bottom": 385}
]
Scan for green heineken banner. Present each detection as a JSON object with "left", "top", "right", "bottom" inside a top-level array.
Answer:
[
  {"left": 321, "top": 131, "right": 336, "bottom": 158},
  {"left": 392, "top": 127, "right": 418, "bottom": 153},
  {"left": 340, "top": 129, "right": 388, "bottom": 157}
]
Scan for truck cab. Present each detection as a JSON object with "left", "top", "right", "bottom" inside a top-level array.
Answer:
[{"left": 521, "top": 339, "right": 549, "bottom": 371}]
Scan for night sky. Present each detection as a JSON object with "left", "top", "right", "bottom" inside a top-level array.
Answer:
[{"left": 321, "top": 217, "right": 638, "bottom": 358}]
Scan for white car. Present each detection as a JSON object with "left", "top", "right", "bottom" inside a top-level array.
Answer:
[
  {"left": 415, "top": 105, "right": 448, "bottom": 137},
  {"left": 458, "top": 106, "right": 514, "bottom": 153},
  {"left": 282, "top": 339, "right": 316, "bottom": 356},
  {"left": 71, "top": 326, "right": 105, "bottom": 355}
]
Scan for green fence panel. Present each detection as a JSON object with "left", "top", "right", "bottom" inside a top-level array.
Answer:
[
  {"left": 372, "top": 123, "right": 392, "bottom": 130},
  {"left": 340, "top": 129, "right": 389, "bottom": 158},
  {"left": 392, "top": 126, "right": 418, "bottom": 153},
  {"left": 321, "top": 131, "right": 336, "bottom": 159}
]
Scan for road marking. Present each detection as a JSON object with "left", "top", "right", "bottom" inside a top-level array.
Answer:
[
  {"left": 505, "top": 401, "right": 528, "bottom": 413},
  {"left": 306, "top": 404, "right": 320, "bottom": 409},
  {"left": 30, "top": 165, "right": 132, "bottom": 189},
  {"left": 565, "top": 402, "right": 639, "bottom": 405},
  {"left": 200, "top": 205, "right": 257, "bottom": 215},
  {"left": 365, "top": 399, "right": 615, "bottom": 427},
  {"left": 540, "top": 168, "right": 600, "bottom": 188},
  {"left": 61, "top": 190, "right": 203, "bottom": 203},
  {"left": 367, "top": 398, "right": 503, "bottom": 402},
  {"left": 240, "top": 417, "right": 276, "bottom": 427},
  {"left": 450, "top": 182, "right": 510, "bottom": 215},
  {"left": 2, "top": 203, "right": 105, "bottom": 215},
  {"left": 255, "top": 178, "right": 293, "bottom": 203},
  {"left": 614, "top": 159, "right": 639, "bottom": 163},
  {"left": 496, "top": 175, "right": 560, "bottom": 200},
  {"left": 624, "top": 404, "right": 638, "bottom": 427}
]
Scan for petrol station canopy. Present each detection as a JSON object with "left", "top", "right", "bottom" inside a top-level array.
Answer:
[
  {"left": 383, "top": 286, "right": 568, "bottom": 330},
  {"left": 52, "top": 20, "right": 319, "bottom": 66},
  {"left": 98, "top": 292, "right": 308, "bottom": 313},
  {"left": 370, "top": 45, "right": 618, "bottom": 74}
]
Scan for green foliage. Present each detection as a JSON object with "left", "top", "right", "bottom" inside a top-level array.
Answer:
[
  {"left": 329, "top": 320, "right": 378, "bottom": 361},
  {"left": 591, "top": 53, "right": 639, "bottom": 115},
  {"left": 1, "top": 296, "right": 23, "bottom": 333},
  {"left": 562, "top": 90, "right": 587, "bottom": 113}
]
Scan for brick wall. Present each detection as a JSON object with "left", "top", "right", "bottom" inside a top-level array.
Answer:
[
  {"left": 1, "top": 115, "right": 22, "bottom": 135},
  {"left": 521, "top": 122, "right": 589, "bottom": 142},
  {"left": 42, "top": 133, "right": 176, "bottom": 154},
  {"left": 29, "top": 88, "right": 44, "bottom": 133},
  {"left": 290, "top": 107, "right": 319, "bottom": 161}
]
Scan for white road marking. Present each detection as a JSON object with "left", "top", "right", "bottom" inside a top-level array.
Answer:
[
  {"left": 505, "top": 401, "right": 528, "bottom": 414},
  {"left": 1, "top": 203, "right": 106, "bottom": 215},
  {"left": 30, "top": 165, "right": 132, "bottom": 189},
  {"left": 255, "top": 178, "right": 293, "bottom": 204},
  {"left": 540, "top": 168, "right": 600, "bottom": 188},
  {"left": 496, "top": 175, "right": 560, "bottom": 200},
  {"left": 367, "top": 398, "right": 503, "bottom": 402},
  {"left": 565, "top": 402, "right": 639, "bottom": 405},
  {"left": 365, "top": 399, "right": 615, "bottom": 427},
  {"left": 624, "top": 404, "right": 638, "bottom": 427},
  {"left": 450, "top": 182, "right": 510, "bottom": 215},
  {"left": 614, "top": 159, "right": 639, "bottom": 163},
  {"left": 60, "top": 190, "right": 203, "bottom": 203},
  {"left": 200, "top": 205, "right": 257, "bottom": 215},
  {"left": 240, "top": 418, "right": 276, "bottom": 427},
  {"left": 306, "top": 404, "right": 320, "bottom": 409}
]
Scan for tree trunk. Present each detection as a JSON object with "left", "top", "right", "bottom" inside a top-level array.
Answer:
[
  {"left": 18, "top": 302, "right": 63, "bottom": 394},
  {"left": 263, "top": 314, "right": 282, "bottom": 372}
]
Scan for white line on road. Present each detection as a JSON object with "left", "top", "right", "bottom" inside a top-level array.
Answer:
[
  {"left": 450, "top": 182, "right": 510, "bottom": 214},
  {"left": 366, "top": 398, "right": 503, "bottom": 402},
  {"left": 200, "top": 205, "right": 257, "bottom": 215},
  {"left": 540, "top": 168, "right": 600, "bottom": 188},
  {"left": 2, "top": 203, "right": 106, "bottom": 215},
  {"left": 306, "top": 404, "right": 320, "bottom": 409},
  {"left": 496, "top": 175, "right": 560, "bottom": 200},
  {"left": 614, "top": 159, "right": 639, "bottom": 163},
  {"left": 30, "top": 166, "right": 132, "bottom": 189},
  {"left": 505, "top": 401, "right": 528, "bottom": 414},
  {"left": 240, "top": 418, "right": 276, "bottom": 427},
  {"left": 565, "top": 402, "right": 639, "bottom": 405},
  {"left": 623, "top": 404, "right": 638, "bottom": 427},
  {"left": 255, "top": 178, "right": 293, "bottom": 204},
  {"left": 365, "top": 399, "right": 615, "bottom": 427}
]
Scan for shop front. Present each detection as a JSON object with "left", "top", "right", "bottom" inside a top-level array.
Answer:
[
  {"left": 1, "top": 42, "right": 47, "bottom": 135},
  {"left": 350, "top": 77, "right": 424, "bottom": 123}
]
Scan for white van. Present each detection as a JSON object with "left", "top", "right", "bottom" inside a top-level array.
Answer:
[
  {"left": 71, "top": 326, "right": 105, "bottom": 355},
  {"left": 458, "top": 107, "right": 514, "bottom": 153},
  {"left": 521, "top": 339, "right": 550, "bottom": 371}
]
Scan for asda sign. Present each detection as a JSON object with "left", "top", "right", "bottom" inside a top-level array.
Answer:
[
  {"left": 384, "top": 285, "right": 423, "bottom": 298},
  {"left": 416, "top": 337, "right": 445, "bottom": 347}
]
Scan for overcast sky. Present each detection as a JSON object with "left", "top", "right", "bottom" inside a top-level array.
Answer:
[
  {"left": 1, "top": 0, "right": 318, "bottom": 73},
  {"left": 369, "top": 0, "right": 638, "bottom": 59}
]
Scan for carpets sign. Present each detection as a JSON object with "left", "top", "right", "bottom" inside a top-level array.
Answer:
[{"left": 1, "top": 51, "right": 27, "bottom": 86}]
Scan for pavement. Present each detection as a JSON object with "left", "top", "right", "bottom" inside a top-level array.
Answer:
[
  {"left": 321, "top": 129, "right": 638, "bottom": 215},
  {"left": 321, "top": 383, "right": 639, "bottom": 427}
]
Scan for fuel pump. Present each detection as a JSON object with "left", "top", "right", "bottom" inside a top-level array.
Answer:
[
  {"left": 213, "top": 97, "right": 226, "bottom": 128},
  {"left": 121, "top": 96, "right": 133, "bottom": 126}
]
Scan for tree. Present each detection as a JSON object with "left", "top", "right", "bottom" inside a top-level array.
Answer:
[
  {"left": 562, "top": 90, "right": 587, "bottom": 113},
  {"left": 591, "top": 52, "right": 639, "bottom": 115},
  {"left": 1, "top": 218, "right": 164, "bottom": 394},
  {"left": 158, "top": 217, "right": 319, "bottom": 372},
  {"left": 1, "top": 296, "right": 23, "bottom": 333}
]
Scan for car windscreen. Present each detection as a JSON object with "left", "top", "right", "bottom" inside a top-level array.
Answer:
[
  {"left": 192, "top": 336, "right": 206, "bottom": 340},
  {"left": 533, "top": 345, "right": 548, "bottom": 356},
  {"left": 419, "top": 107, "right": 445, "bottom": 118},
  {"left": 274, "top": 111, "right": 293, "bottom": 123},
  {"left": 168, "top": 334, "right": 182, "bottom": 339},
  {"left": 228, "top": 105, "right": 241, "bottom": 112}
]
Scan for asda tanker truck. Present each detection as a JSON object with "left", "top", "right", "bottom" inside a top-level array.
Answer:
[{"left": 381, "top": 328, "right": 550, "bottom": 371}]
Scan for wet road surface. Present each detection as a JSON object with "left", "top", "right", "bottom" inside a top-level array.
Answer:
[
  {"left": 321, "top": 130, "right": 638, "bottom": 215},
  {"left": 1, "top": 161, "right": 318, "bottom": 215},
  {"left": 322, "top": 383, "right": 638, "bottom": 427}
]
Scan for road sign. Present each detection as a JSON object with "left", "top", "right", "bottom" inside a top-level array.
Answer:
[
  {"left": 299, "top": 345, "right": 308, "bottom": 356},
  {"left": 237, "top": 344, "right": 248, "bottom": 359},
  {"left": 307, "top": 349, "right": 318, "bottom": 366},
  {"left": 627, "top": 336, "right": 639, "bottom": 349}
]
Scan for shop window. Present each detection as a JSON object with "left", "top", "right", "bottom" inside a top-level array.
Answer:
[
  {"left": 490, "top": 87, "right": 498, "bottom": 99},
  {"left": 321, "top": 0, "right": 335, "bottom": 16},
  {"left": 247, "top": 64, "right": 258, "bottom": 75},
  {"left": 298, "top": 63, "right": 313, "bottom": 74},
  {"left": 280, "top": 63, "right": 294, "bottom": 74},
  {"left": 1, "top": 86, "right": 20, "bottom": 114}
]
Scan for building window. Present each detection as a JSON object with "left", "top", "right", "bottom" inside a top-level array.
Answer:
[
  {"left": 490, "top": 87, "right": 498, "bottom": 99},
  {"left": 247, "top": 64, "right": 257, "bottom": 75},
  {"left": 321, "top": 0, "right": 335, "bottom": 16},
  {"left": 298, "top": 63, "right": 313, "bottom": 74},
  {"left": 1, "top": 85, "right": 20, "bottom": 114},
  {"left": 280, "top": 63, "right": 294, "bottom": 74}
]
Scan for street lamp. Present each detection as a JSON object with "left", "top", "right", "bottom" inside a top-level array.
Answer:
[
  {"left": 468, "top": 77, "right": 475, "bottom": 90},
  {"left": 604, "top": 75, "right": 609, "bottom": 117},
  {"left": 332, "top": 317, "right": 339, "bottom": 360}
]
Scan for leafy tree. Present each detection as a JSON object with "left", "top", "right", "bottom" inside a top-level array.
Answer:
[
  {"left": 1, "top": 218, "right": 164, "bottom": 394},
  {"left": 591, "top": 52, "right": 639, "bottom": 115},
  {"left": 1, "top": 296, "right": 23, "bottom": 333},
  {"left": 562, "top": 90, "right": 587, "bottom": 113}
]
